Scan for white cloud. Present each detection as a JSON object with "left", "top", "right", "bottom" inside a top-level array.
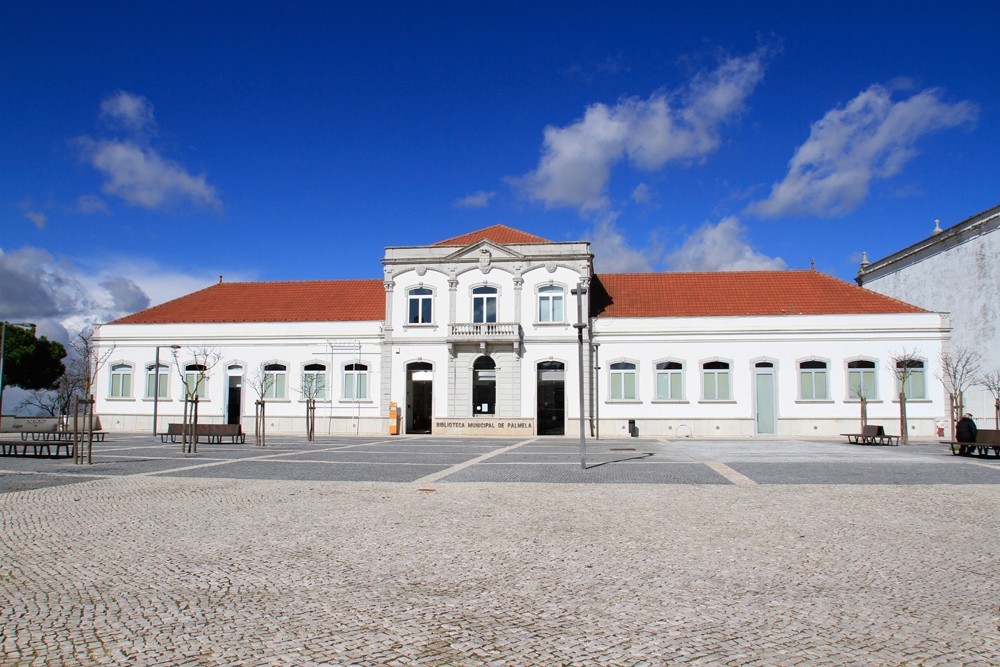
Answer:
[
  {"left": 100, "top": 90, "right": 157, "bottom": 138},
  {"left": 453, "top": 191, "right": 495, "bottom": 208},
  {"left": 24, "top": 210, "right": 47, "bottom": 229},
  {"left": 75, "top": 91, "right": 221, "bottom": 211},
  {"left": 0, "top": 246, "right": 250, "bottom": 345},
  {"left": 631, "top": 183, "right": 654, "bottom": 204},
  {"left": 77, "top": 194, "right": 110, "bottom": 215},
  {"left": 514, "top": 47, "right": 769, "bottom": 212},
  {"left": 77, "top": 138, "right": 221, "bottom": 210},
  {"left": 589, "top": 215, "right": 655, "bottom": 273},
  {"left": 664, "top": 216, "right": 786, "bottom": 271},
  {"left": 748, "top": 85, "right": 978, "bottom": 218}
]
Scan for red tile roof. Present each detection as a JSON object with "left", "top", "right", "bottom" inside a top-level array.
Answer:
[
  {"left": 591, "top": 271, "right": 927, "bottom": 317},
  {"left": 434, "top": 224, "right": 550, "bottom": 246},
  {"left": 112, "top": 280, "right": 385, "bottom": 324}
]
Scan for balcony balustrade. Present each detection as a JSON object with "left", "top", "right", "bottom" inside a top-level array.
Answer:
[{"left": 448, "top": 322, "right": 522, "bottom": 343}]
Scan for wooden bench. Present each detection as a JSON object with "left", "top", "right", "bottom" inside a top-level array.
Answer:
[
  {"left": 943, "top": 428, "right": 1000, "bottom": 458},
  {"left": 161, "top": 423, "right": 245, "bottom": 444},
  {"left": 1, "top": 417, "right": 74, "bottom": 458},
  {"left": 842, "top": 424, "right": 899, "bottom": 446},
  {"left": 12, "top": 416, "right": 105, "bottom": 443}
]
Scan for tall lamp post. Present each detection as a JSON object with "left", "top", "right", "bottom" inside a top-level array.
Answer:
[
  {"left": 0, "top": 321, "right": 38, "bottom": 425},
  {"left": 571, "top": 283, "right": 588, "bottom": 469},
  {"left": 152, "top": 344, "right": 180, "bottom": 435}
]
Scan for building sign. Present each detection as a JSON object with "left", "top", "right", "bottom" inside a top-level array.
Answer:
[{"left": 433, "top": 418, "right": 535, "bottom": 436}]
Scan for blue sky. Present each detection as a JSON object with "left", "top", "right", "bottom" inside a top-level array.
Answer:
[{"left": 2, "top": 1, "right": 998, "bottom": 342}]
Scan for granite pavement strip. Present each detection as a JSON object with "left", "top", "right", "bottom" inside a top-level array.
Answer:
[{"left": 1, "top": 435, "right": 998, "bottom": 666}]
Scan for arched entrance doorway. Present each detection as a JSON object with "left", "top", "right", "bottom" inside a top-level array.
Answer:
[
  {"left": 536, "top": 361, "right": 565, "bottom": 435},
  {"left": 406, "top": 362, "right": 433, "bottom": 433}
]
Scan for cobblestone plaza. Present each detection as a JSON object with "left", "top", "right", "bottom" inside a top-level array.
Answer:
[{"left": 2, "top": 436, "right": 998, "bottom": 666}]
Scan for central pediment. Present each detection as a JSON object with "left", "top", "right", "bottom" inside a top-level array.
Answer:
[{"left": 443, "top": 239, "right": 525, "bottom": 263}]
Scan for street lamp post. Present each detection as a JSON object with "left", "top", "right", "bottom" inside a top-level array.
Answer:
[
  {"left": 152, "top": 344, "right": 180, "bottom": 435},
  {"left": 593, "top": 342, "right": 600, "bottom": 441},
  {"left": 0, "top": 321, "right": 37, "bottom": 425},
  {"left": 571, "top": 283, "right": 588, "bottom": 469}
]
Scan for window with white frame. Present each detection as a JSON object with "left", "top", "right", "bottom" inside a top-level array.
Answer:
[
  {"left": 472, "top": 285, "right": 498, "bottom": 323},
  {"left": 847, "top": 360, "right": 877, "bottom": 399},
  {"left": 184, "top": 364, "right": 207, "bottom": 399},
  {"left": 110, "top": 363, "right": 133, "bottom": 398},
  {"left": 702, "top": 361, "right": 731, "bottom": 400},
  {"left": 609, "top": 361, "right": 637, "bottom": 400},
  {"left": 145, "top": 363, "right": 169, "bottom": 398},
  {"left": 343, "top": 363, "right": 368, "bottom": 399},
  {"left": 264, "top": 363, "right": 287, "bottom": 399},
  {"left": 537, "top": 285, "right": 565, "bottom": 323},
  {"left": 302, "top": 363, "right": 327, "bottom": 399},
  {"left": 896, "top": 359, "right": 926, "bottom": 399},
  {"left": 655, "top": 361, "right": 683, "bottom": 400},
  {"left": 408, "top": 287, "right": 433, "bottom": 324},
  {"left": 799, "top": 360, "right": 828, "bottom": 400}
]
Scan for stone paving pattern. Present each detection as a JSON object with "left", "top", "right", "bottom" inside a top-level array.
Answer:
[{"left": 1, "top": 435, "right": 998, "bottom": 665}]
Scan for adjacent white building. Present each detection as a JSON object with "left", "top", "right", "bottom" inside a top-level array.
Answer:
[
  {"left": 857, "top": 203, "right": 1000, "bottom": 427},
  {"left": 94, "top": 225, "right": 950, "bottom": 438}
]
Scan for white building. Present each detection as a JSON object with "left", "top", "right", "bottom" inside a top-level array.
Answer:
[
  {"left": 857, "top": 203, "right": 1000, "bottom": 427},
  {"left": 94, "top": 225, "right": 949, "bottom": 438}
]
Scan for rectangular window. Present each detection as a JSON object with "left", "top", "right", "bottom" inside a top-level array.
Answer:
[
  {"left": 343, "top": 364, "right": 368, "bottom": 399},
  {"left": 848, "top": 361, "right": 877, "bottom": 399},
  {"left": 408, "top": 288, "right": 433, "bottom": 324},
  {"left": 110, "top": 364, "right": 132, "bottom": 398},
  {"left": 655, "top": 362, "right": 683, "bottom": 400},
  {"left": 303, "top": 363, "right": 326, "bottom": 399},
  {"left": 897, "top": 360, "right": 926, "bottom": 399},
  {"left": 472, "top": 286, "right": 498, "bottom": 323},
  {"left": 703, "top": 362, "right": 731, "bottom": 400},
  {"left": 146, "top": 365, "right": 169, "bottom": 398},
  {"left": 264, "top": 364, "right": 287, "bottom": 399},
  {"left": 537, "top": 286, "right": 564, "bottom": 323},
  {"left": 184, "top": 364, "right": 207, "bottom": 399},
  {"left": 610, "top": 362, "right": 637, "bottom": 400},
  {"left": 799, "top": 361, "right": 828, "bottom": 400}
]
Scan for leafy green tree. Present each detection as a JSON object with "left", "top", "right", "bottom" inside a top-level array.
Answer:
[{"left": 1, "top": 323, "right": 66, "bottom": 391}]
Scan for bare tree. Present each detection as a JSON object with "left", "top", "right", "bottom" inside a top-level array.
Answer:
[
  {"left": 171, "top": 346, "right": 222, "bottom": 453},
  {"left": 67, "top": 328, "right": 114, "bottom": 464},
  {"left": 247, "top": 363, "right": 275, "bottom": 447},
  {"left": 67, "top": 328, "right": 114, "bottom": 402},
  {"left": 299, "top": 369, "right": 324, "bottom": 441},
  {"left": 978, "top": 368, "right": 1000, "bottom": 429},
  {"left": 889, "top": 348, "right": 922, "bottom": 445},
  {"left": 938, "top": 348, "right": 982, "bottom": 438}
]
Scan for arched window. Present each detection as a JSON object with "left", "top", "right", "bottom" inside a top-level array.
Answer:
[
  {"left": 472, "top": 286, "right": 498, "bottom": 323},
  {"left": 472, "top": 356, "right": 496, "bottom": 414},
  {"left": 264, "top": 363, "right": 287, "bottom": 399},
  {"left": 610, "top": 361, "right": 637, "bottom": 400},
  {"left": 702, "top": 361, "right": 731, "bottom": 400},
  {"left": 303, "top": 363, "right": 326, "bottom": 399},
  {"left": 799, "top": 360, "right": 828, "bottom": 400},
  {"left": 344, "top": 363, "right": 369, "bottom": 400},
  {"left": 537, "top": 285, "right": 565, "bottom": 323},
  {"left": 655, "top": 361, "right": 683, "bottom": 400},
  {"left": 146, "top": 363, "right": 169, "bottom": 398},
  {"left": 110, "top": 363, "right": 133, "bottom": 398},
  {"left": 848, "top": 360, "right": 877, "bottom": 399},
  {"left": 408, "top": 287, "right": 433, "bottom": 324},
  {"left": 897, "top": 359, "right": 926, "bottom": 399}
]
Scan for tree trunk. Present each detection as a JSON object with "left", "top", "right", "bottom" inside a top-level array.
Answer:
[{"left": 899, "top": 391, "right": 908, "bottom": 445}]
